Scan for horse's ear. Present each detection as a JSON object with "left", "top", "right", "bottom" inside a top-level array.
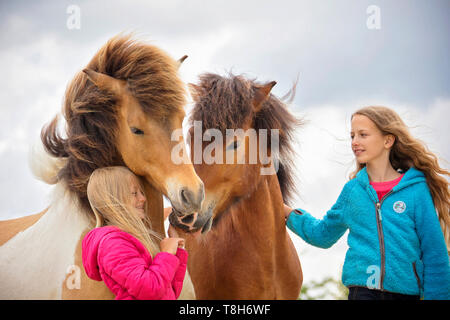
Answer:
[
  {"left": 83, "top": 69, "right": 124, "bottom": 95},
  {"left": 252, "top": 81, "right": 277, "bottom": 112},
  {"left": 188, "top": 83, "right": 203, "bottom": 102},
  {"left": 177, "top": 55, "right": 188, "bottom": 68}
]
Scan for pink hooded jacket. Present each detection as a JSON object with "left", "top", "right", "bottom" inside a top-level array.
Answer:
[{"left": 82, "top": 226, "right": 188, "bottom": 300}]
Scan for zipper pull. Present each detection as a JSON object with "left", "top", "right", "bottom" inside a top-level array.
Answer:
[{"left": 376, "top": 202, "right": 382, "bottom": 221}]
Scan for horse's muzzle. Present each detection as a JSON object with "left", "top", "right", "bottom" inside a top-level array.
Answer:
[{"left": 169, "top": 207, "right": 213, "bottom": 234}]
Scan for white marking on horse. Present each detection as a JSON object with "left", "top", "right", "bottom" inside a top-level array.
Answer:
[{"left": 0, "top": 183, "right": 91, "bottom": 299}]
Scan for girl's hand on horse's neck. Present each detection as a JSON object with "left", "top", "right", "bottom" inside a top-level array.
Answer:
[{"left": 283, "top": 203, "right": 293, "bottom": 221}]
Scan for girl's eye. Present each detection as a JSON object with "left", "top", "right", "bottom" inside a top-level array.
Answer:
[
  {"left": 131, "top": 192, "right": 137, "bottom": 196},
  {"left": 131, "top": 127, "right": 144, "bottom": 135}
]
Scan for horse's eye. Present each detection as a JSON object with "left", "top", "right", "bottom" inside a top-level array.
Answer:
[
  {"left": 131, "top": 127, "right": 144, "bottom": 135},
  {"left": 227, "top": 140, "right": 240, "bottom": 150}
]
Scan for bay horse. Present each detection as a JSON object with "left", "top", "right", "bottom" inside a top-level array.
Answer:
[
  {"left": 0, "top": 35, "right": 207, "bottom": 299},
  {"left": 170, "top": 73, "right": 303, "bottom": 299}
]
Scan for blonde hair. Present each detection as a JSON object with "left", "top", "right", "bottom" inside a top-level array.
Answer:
[
  {"left": 86, "top": 166, "right": 161, "bottom": 256},
  {"left": 349, "top": 106, "right": 450, "bottom": 247}
]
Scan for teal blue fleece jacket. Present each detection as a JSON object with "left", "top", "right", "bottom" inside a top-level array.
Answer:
[{"left": 287, "top": 167, "right": 450, "bottom": 299}]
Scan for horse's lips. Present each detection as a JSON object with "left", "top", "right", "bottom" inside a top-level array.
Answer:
[{"left": 172, "top": 207, "right": 185, "bottom": 217}]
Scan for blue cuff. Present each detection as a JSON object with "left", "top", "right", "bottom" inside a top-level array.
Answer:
[{"left": 286, "top": 208, "right": 309, "bottom": 232}]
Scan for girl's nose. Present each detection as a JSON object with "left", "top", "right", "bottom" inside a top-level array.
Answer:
[{"left": 138, "top": 191, "right": 146, "bottom": 204}]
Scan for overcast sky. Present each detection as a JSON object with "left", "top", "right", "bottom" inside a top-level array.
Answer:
[{"left": 1, "top": 0, "right": 449, "bottom": 297}]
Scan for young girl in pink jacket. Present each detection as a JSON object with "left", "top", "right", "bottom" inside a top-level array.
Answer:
[{"left": 82, "top": 166, "right": 188, "bottom": 300}]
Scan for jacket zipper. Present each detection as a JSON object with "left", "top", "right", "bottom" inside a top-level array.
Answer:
[{"left": 374, "top": 190, "right": 393, "bottom": 291}]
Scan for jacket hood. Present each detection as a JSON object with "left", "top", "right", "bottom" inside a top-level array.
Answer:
[
  {"left": 356, "top": 166, "right": 426, "bottom": 191},
  {"left": 81, "top": 226, "right": 120, "bottom": 281}
]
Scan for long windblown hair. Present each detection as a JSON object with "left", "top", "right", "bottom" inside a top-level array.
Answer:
[
  {"left": 87, "top": 166, "right": 161, "bottom": 256},
  {"left": 350, "top": 106, "right": 450, "bottom": 244},
  {"left": 40, "top": 34, "right": 186, "bottom": 213},
  {"left": 189, "top": 72, "right": 302, "bottom": 205}
]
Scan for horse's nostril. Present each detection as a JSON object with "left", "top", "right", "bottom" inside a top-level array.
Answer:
[
  {"left": 181, "top": 189, "right": 187, "bottom": 204},
  {"left": 199, "top": 182, "right": 205, "bottom": 203},
  {"left": 180, "top": 188, "right": 194, "bottom": 207}
]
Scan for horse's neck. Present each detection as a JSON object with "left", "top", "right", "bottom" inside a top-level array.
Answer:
[
  {"left": 237, "top": 174, "right": 286, "bottom": 237},
  {"left": 208, "top": 174, "right": 286, "bottom": 250},
  {"left": 142, "top": 181, "right": 164, "bottom": 236},
  {"left": 186, "top": 174, "right": 296, "bottom": 299}
]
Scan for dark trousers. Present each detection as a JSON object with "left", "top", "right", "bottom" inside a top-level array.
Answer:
[{"left": 348, "top": 286, "right": 420, "bottom": 300}]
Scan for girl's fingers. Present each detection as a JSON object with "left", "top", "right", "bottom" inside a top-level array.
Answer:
[
  {"left": 283, "top": 203, "right": 293, "bottom": 218},
  {"left": 171, "top": 237, "right": 185, "bottom": 248}
]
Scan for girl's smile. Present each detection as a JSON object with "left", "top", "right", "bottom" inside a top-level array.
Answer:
[{"left": 352, "top": 147, "right": 365, "bottom": 157}]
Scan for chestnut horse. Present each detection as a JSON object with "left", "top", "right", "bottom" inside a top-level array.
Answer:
[
  {"left": 170, "top": 73, "right": 303, "bottom": 299},
  {"left": 0, "top": 35, "right": 207, "bottom": 299}
]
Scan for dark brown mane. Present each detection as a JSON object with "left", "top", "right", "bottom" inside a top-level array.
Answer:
[
  {"left": 189, "top": 72, "right": 302, "bottom": 204},
  {"left": 41, "top": 34, "right": 186, "bottom": 212}
]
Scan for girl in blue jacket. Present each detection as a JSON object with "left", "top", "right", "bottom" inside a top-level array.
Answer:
[{"left": 285, "top": 106, "right": 450, "bottom": 300}]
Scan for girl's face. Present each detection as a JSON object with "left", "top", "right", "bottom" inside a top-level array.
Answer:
[
  {"left": 350, "top": 114, "right": 393, "bottom": 165},
  {"left": 129, "top": 176, "right": 147, "bottom": 219}
]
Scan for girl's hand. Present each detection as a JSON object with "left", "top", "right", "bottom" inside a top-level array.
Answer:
[
  {"left": 283, "top": 203, "right": 293, "bottom": 221},
  {"left": 160, "top": 237, "right": 185, "bottom": 255}
]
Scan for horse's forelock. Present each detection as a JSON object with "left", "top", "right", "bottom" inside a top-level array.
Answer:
[
  {"left": 90, "top": 35, "right": 186, "bottom": 117},
  {"left": 190, "top": 72, "right": 302, "bottom": 204},
  {"left": 42, "top": 34, "right": 186, "bottom": 213},
  {"left": 189, "top": 73, "right": 253, "bottom": 133}
]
